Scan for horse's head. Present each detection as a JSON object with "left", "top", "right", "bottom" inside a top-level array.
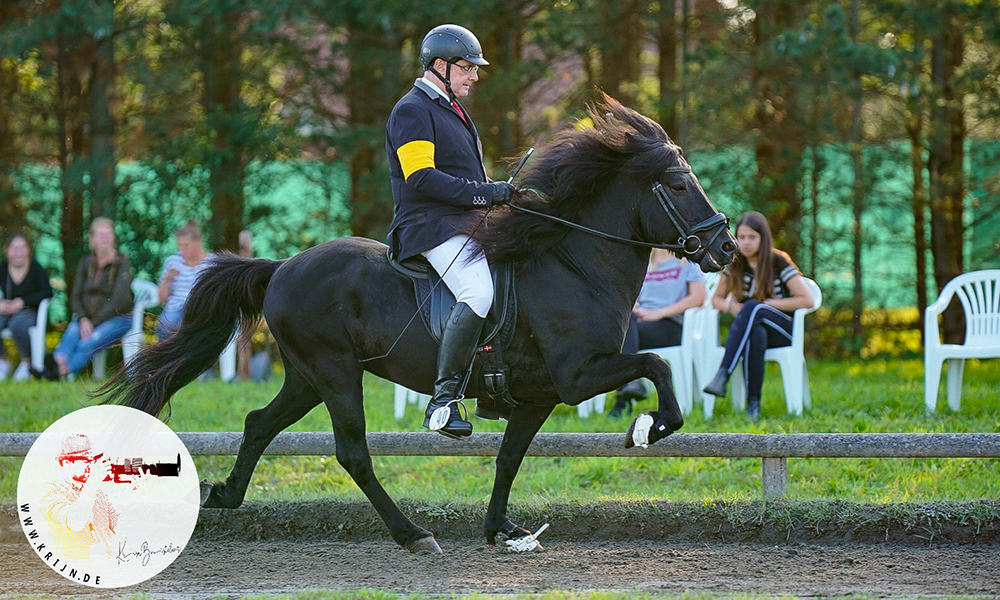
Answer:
[{"left": 637, "top": 157, "right": 737, "bottom": 272}]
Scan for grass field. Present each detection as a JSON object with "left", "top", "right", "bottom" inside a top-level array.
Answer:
[{"left": 1, "top": 358, "right": 998, "bottom": 505}]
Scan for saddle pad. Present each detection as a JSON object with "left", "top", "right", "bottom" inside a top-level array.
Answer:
[{"left": 388, "top": 249, "right": 515, "bottom": 347}]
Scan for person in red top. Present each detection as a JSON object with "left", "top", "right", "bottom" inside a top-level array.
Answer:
[
  {"left": 702, "top": 211, "right": 813, "bottom": 419},
  {"left": 385, "top": 24, "right": 515, "bottom": 439}
]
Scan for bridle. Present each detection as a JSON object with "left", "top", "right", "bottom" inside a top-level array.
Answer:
[{"left": 507, "top": 166, "right": 731, "bottom": 262}]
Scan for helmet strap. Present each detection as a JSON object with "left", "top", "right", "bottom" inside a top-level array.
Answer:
[{"left": 428, "top": 60, "right": 456, "bottom": 102}]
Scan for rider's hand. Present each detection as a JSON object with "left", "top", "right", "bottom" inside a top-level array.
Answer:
[{"left": 488, "top": 181, "right": 515, "bottom": 206}]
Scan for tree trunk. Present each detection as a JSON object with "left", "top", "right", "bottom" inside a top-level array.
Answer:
[
  {"left": 88, "top": 0, "right": 116, "bottom": 220},
  {"left": 906, "top": 102, "right": 928, "bottom": 343},
  {"left": 201, "top": 13, "right": 245, "bottom": 252},
  {"left": 849, "top": 0, "right": 864, "bottom": 346},
  {"left": 596, "top": 0, "right": 644, "bottom": 107},
  {"left": 343, "top": 22, "right": 399, "bottom": 241},
  {"left": 750, "top": 0, "right": 805, "bottom": 255},
  {"left": 57, "top": 34, "right": 91, "bottom": 298},
  {"left": 479, "top": 5, "right": 526, "bottom": 163},
  {"left": 658, "top": 0, "right": 679, "bottom": 140},
  {"left": 0, "top": 58, "right": 24, "bottom": 234},
  {"left": 927, "top": 15, "right": 966, "bottom": 344}
]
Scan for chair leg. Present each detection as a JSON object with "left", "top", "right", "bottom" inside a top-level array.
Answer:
[
  {"left": 781, "top": 358, "right": 803, "bottom": 416},
  {"left": 92, "top": 350, "right": 107, "bottom": 380},
  {"left": 924, "top": 356, "right": 944, "bottom": 413},
  {"left": 802, "top": 362, "right": 812, "bottom": 410},
  {"left": 946, "top": 358, "right": 965, "bottom": 412},
  {"left": 393, "top": 384, "right": 408, "bottom": 420},
  {"left": 731, "top": 361, "right": 746, "bottom": 412},
  {"left": 29, "top": 325, "right": 45, "bottom": 371}
]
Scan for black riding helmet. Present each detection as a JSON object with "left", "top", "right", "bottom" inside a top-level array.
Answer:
[
  {"left": 420, "top": 24, "right": 490, "bottom": 69},
  {"left": 420, "top": 24, "right": 488, "bottom": 101}
]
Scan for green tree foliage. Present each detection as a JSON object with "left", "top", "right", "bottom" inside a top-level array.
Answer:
[{"left": 1, "top": 0, "right": 998, "bottom": 356}]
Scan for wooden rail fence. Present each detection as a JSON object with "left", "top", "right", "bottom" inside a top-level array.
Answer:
[{"left": 3, "top": 432, "right": 998, "bottom": 498}]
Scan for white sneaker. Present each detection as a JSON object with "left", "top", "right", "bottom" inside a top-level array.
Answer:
[
  {"left": 12, "top": 362, "right": 31, "bottom": 382},
  {"left": 0, "top": 359, "right": 11, "bottom": 381}
]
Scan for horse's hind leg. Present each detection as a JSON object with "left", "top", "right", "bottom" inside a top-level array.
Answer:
[
  {"left": 201, "top": 364, "right": 321, "bottom": 509},
  {"left": 316, "top": 359, "right": 441, "bottom": 554}
]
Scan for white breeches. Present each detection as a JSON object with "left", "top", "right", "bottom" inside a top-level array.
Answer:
[{"left": 423, "top": 234, "right": 494, "bottom": 318}]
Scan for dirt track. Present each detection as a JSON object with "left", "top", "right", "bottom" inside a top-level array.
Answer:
[{"left": 4, "top": 501, "right": 1000, "bottom": 598}]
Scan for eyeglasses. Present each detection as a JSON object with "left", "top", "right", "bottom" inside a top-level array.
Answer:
[{"left": 451, "top": 63, "right": 479, "bottom": 74}]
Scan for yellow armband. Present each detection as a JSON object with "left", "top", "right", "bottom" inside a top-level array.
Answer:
[{"left": 397, "top": 140, "right": 435, "bottom": 180}]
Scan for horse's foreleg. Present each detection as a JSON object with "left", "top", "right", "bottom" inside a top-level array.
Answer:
[
  {"left": 202, "top": 367, "right": 321, "bottom": 509},
  {"left": 484, "top": 402, "right": 554, "bottom": 545}
]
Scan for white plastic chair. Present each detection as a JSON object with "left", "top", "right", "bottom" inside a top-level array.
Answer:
[
  {"left": 0, "top": 297, "right": 49, "bottom": 371},
  {"left": 576, "top": 393, "right": 606, "bottom": 418},
  {"left": 393, "top": 384, "right": 430, "bottom": 419},
  {"left": 699, "top": 277, "right": 822, "bottom": 417},
  {"left": 641, "top": 273, "right": 719, "bottom": 415},
  {"left": 924, "top": 269, "right": 1000, "bottom": 412},
  {"left": 92, "top": 279, "right": 160, "bottom": 379}
]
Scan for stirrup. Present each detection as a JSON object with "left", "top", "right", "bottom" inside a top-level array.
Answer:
[{"left": 427, "top": 398, "right": 469, "bottom": 431}]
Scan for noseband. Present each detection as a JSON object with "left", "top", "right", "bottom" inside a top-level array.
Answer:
[{"left": 507, "top": 166, "right": 730, "bottom": 261}]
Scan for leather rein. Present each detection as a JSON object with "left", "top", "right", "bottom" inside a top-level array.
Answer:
[{"left": 507, "top": 166, "right": 730, "bottom": 262}]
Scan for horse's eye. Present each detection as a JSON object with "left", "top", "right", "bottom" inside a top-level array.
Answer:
[{"left": 671, "top": 183, "right": 687, "bottom": 192}]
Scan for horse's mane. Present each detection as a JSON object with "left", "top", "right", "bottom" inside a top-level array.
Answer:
[{"left": 471, "top": 93, "right": 682, "bottom": 264}]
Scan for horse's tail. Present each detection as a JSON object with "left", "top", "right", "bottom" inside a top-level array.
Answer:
[{"left": 98, "top": 252, "right": 280, "bottom": 418}]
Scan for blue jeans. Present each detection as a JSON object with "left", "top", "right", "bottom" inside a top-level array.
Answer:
[
  {"left": 54, "top": 315, "right": 132, "bottom": 375},
  {"left": 0, "top": 309, "right": 37, "bottom": 361},
  {"left": 157, "top": 305, "right": 184, "bottom": 340}
]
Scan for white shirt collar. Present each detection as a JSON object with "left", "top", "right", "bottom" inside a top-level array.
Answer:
[{"left": 418, "top": 76, "right": 448, "bottom": 99}]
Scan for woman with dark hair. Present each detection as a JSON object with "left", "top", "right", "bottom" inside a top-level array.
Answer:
[
  {"left": 0, "top": 232, "right": 53, "bottom": 381},
  {"left": 702, "top": 211, "right": 813, "bottom": 419}
]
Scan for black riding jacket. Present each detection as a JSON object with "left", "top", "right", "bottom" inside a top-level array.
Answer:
[{"left": 385, "top": 78, "right": 500, "bottom": 260}]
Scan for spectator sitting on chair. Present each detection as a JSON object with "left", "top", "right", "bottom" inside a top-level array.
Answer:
[
  {"left": 0, "top": 232, "right": 54, "bottom": 381},
  {"left": 50, "top": 218, "right": 133, "bottom": 379},
  {"left": 609, "top": 248, "right": 706, "bottom": 418},
  {"left": 156, "top": 220, "right": 215, "bottom": 340},
  {"left": 701, "top": 211, "right": 813, "bottom": 420}
]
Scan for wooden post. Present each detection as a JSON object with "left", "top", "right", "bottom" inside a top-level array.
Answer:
[{"left": 761, "top": 457, "right": 787, "bottom": 498}]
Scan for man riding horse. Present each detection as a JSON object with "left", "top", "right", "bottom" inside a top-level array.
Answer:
[{"left": 385, "top": 24, "right": 515, "bottom": 439}]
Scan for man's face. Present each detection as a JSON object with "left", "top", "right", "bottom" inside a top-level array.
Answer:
[
  {"left": 59, "top": 456, "right": 92, "bottom": 492},
  {"left": 435, "top": 59, "right": 479, "bottom": 98}
]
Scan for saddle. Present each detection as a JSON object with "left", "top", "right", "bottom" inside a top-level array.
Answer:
[{"left": 387, "top": 249, "right": 518, "bottom": 412}]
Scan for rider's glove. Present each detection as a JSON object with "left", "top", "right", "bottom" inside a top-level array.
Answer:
[{"left": 487, "top": 181, "right": 515, "bottom": 206}]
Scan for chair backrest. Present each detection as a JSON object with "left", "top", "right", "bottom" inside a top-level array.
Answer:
[
  {"left": 788, "top": 277, "right": 822, "bottom": 353},
  {"left": 679, "top": 271, "right": 720, "bottom": 351},
  {"left": 926, "top": 269, "right": 1000, "bottom": 348}
]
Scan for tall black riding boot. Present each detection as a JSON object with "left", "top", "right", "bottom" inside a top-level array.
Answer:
[
  {"left": 746, "top": 396, "right": 761, "bottom": 420},
  {"left": 703, "top": 367, "right": 730, "bottom": 398},
  {"left": 424, "top": 302, "right": 485, "bottom": 439}
]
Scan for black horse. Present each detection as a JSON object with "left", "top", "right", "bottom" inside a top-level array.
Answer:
[{"left": 100, "top": 95, "right": 736, "bottom": 553}]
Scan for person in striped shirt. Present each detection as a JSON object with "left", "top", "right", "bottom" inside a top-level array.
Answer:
[
  {"left": 702, "top": 211, "right": 813, "bottom": 419},
  {"left": 157, "top": 220, "right": 215, "bottom": 339}
]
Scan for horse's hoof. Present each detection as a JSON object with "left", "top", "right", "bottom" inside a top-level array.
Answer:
[
  {"left": 497, "top": 523, "right": 549, "bottom": 553},
  {"left": 199, "top": 480, "right": 214, "bottom": 506},
  {"left": 405, "top": 535, "right": 442, "bottom": 554},
  {"left": 624, "top": 411, "right": 673, "bottom": 449}
]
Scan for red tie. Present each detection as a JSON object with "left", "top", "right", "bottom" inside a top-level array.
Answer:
[{"left": 452, "top": 100, "right": 467, "bottom": 123}]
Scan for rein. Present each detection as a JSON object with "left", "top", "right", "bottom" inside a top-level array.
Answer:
[{"left": 508, "top": 166, "right": 730, "bottom": 259}]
